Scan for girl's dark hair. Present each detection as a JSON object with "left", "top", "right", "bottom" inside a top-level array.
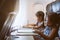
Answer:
[
  {"left": 57, "top": 13, "right": 60, "bottom": 25},
  {"left": 36, "top": 11, "right": 44, "bottom": 17}
]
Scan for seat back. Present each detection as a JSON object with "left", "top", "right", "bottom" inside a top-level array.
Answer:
[{"left": 0, "top": 12, "right": 16, "bottom": 40}]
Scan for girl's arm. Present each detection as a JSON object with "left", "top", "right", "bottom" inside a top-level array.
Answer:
[{"left": 35, "top": 26, "right": 58, "bottom": 40}]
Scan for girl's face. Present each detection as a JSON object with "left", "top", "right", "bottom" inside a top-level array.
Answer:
[
  {"left": 47, "top": 16, "right": 53, "bottom": 27},
  {"left": 44, "top": 16, "right": 48, "bottom": 26},
  {"left": 45, "top": 15, "right": 53, "bottom": 27},
  {"left": 37, "top": 16, "right": 43, "bottom": 22}
]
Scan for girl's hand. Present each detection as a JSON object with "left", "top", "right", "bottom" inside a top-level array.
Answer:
[
  {"left": 34, "top": 29, "right": 40, "bottom": 33},
  {"left": 33, "top": 26, "right": 37, "bottom": 29}
]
